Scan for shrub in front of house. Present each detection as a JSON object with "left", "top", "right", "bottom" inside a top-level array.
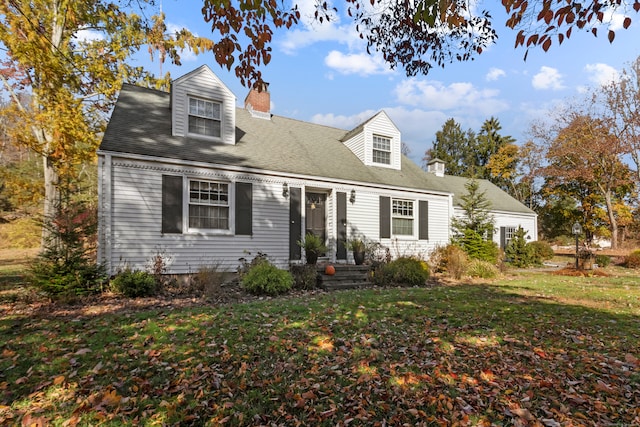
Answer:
[
  {"left": 595, "top": 254, "right": 611, "bottom": 268},
  {"left": 110, "top": 268, "right": 158, "bottom": 297},
  {"left": 625, "top": 250, "right": 640, "bottom": 269},
  {"left": 374, "top": 256, "right": 429, "bottom": 287},
  {"left": 242, "top": 261, "right": 293, "bottom": 295},
  {"left": 466, "top": 259, "right": 500, "bottom": 279},
  {"left": 290, "top": 264, "right": 318, "bottom": 290},
  {"left": 505, "top": 226, "right": 535, "bottom": 268},
  {"left": 429, "top": 244, "right": 468, "bottom": 280},
  {"left": 456, "top": 229, "right": 500, "bottom": 264},
  {"left": 528, "top": 240, "right": 555, "bottom": 264}
]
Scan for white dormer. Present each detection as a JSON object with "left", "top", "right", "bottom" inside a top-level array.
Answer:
[
  {"left": 341, "top": 111, "right": 402, "bottom": 170},
  {"left": 171, "top": 65, "right": 236, "bottom": 145}
]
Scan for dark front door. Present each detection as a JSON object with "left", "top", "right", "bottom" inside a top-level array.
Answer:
[{"left": 305, "top": 192, "right": 327, "bottom": 255}]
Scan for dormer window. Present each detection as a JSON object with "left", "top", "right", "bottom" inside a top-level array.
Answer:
[
  {"left": 188, "top": 97, "right": 221, "bottom": 138},
  {"left": 372, "top": 135, "right": 391, "bottom": 165}
]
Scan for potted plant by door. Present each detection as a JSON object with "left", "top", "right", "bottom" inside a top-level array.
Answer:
[
  {"left": 347, "top": 238, "right": 366, "bottom": 265},
  {"left": 298, "top": 233, "right": 327, "bottom": 265}
]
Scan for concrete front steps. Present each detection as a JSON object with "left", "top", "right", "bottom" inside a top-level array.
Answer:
[{"left": 316, "top": 264, "right": 371, "bottom": 291}]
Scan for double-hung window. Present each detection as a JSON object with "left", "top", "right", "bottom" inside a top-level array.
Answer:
[
  {"left": 372, "top": 135, "right": 391, "bottom": 165},
  {"left": 188, "top": 97, "right": 221, "bottom": 138},
  {"left": 504, "top": 226, "right": 516, "bottom": 247},
  {"left": 188, "top": 179, "right": 229, "bottom": 230},
  {"left": 392, "top": 199, "right": 414, "bottom": 235}
]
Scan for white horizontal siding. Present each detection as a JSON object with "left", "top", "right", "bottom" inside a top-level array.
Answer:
[
  {"left": 106, "top": 160, "right": 290, "bottom": 275},
  {"left": 452, "top": 207, "right": 538, "bottom": 246},
  {"left": 343, "top": 132, "right": 365, "bottom": 163},
  {"left": 346, "top": 188, "right": 451, "bottom": 262},
  {"left": 101, "top": 157, "right": 461, "bottom": 275}
]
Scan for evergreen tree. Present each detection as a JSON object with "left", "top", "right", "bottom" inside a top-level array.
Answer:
[
  {"left": 451, "top": 180, "right": 499, "bottom": 263},
  {"left": 423, "top": 118, "right": 475, "bottom": 177}
]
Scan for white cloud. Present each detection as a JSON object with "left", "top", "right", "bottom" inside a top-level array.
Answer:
[
  {"left": 393, "top": 79, "right": 508, "bottom": 116},
  {"left": 584, "top": 63, "right": 619, "bottom": 86},
  {"left": 311, "top": 109, "right": 378, "bottom": 130},
  {"left": 532, "top": 66, "right": 565, "bottom": 90},
  {"left": 73, "top": 28, "right": 104, "bottom": 43},
  {"left": 486, "top": 67, "right": 506, "bottom": 81},
  {"left": 324, "top": 51, "right": 392, "bottom": 76},
  {"left": 278, "top": 0, "right": 356, "bottom": 54}
]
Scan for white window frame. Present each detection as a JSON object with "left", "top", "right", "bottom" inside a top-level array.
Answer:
[
  {"left": 505, "top": 226, "right": 517, "bottom": 247},
  {"left": 187, "top": 96, "right": 222, "bottom": 139},
  {"left": 392, "top": 198, "right": 414, "bottom": 236},
  {"left": 372, "top": 134, "right": 392, "bottom": 165},
  {"left": 186, "top": 178, "right": 232, "bottom": 233}
]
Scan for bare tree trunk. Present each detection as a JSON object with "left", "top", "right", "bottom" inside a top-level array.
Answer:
[
  {"left": 603, "top": 190, "right": 618, "bottom": 249},
  {"left": 42, "top": 154, "right": 60, "bottom": 249}
]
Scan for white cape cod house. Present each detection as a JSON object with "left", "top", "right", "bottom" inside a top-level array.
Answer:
[{"left": 97, "top": 65, "right": 537, "bottom": 275}]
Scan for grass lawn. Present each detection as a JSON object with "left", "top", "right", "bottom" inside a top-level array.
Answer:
[{"left": 0, "top": 258, "right": 639, "bottom": 426}]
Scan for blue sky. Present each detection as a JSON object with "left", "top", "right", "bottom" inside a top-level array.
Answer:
[{"left": 133, "top": 1, "right": 640, "bottom": 165}]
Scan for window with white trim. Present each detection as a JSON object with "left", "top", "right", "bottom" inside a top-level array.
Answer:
[
  {"left": 505, "top": 226, "right": 516, "bottom": 247},
  {"left": 188, "top": 179, "right": 229, "bottom": 230},
  {"left": 188, "top": 97, "right": 221, "bottom": 138},
  {"left": 372, "top": 135, "right": 391, "bottom": 165},
  {"left": 392, "top": 199, "right": 414, "bottom": 235}
]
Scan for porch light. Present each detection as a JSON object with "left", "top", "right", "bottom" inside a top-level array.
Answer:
[
  {"left": 350, "top": 189, "right": 356, "bottom": 204},
  {"left": 282, "top": 182, "right": 288, "bottom": 198}
]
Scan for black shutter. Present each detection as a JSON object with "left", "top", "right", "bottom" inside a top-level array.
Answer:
[
  {"left": 289, "top": 187, "right": 302, "bottom": 260},
  {"left": 379, "top": 196, "right": 391, "bottom": 239},
  {"left": 162, "top": 175, "right": 183, "bottom": 234},
  {"left": 418, "top": 200, "right": 429, "bottom": 240},
  {"left": 235, "top": 182, "right": 252, "bottom": 235},
  {"left": 337, "top": 192, "right": 347, "bottom": 260},
  {"left": 500, "top": 227, "right": 506, "bottom": 249}
]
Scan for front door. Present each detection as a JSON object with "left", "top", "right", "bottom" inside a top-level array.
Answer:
[{"left": 305, "top": 192, "right": 327, "bottom": 256}]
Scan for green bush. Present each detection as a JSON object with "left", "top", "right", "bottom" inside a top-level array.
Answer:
[
  {"left": 466, "top": 259, "right": 499, "bottom": 279},
  {"left": 110, "top": 268, "right": 158, "bottom": 297},
  {"left": 374, "top": 256, "right": 429, "bottom": 287},
  {"left": 528, "top": 240, "right": 555, "bottom": 263},
  {"left": 625, "top": 250, "right": 640, "bottom": 269},
  {"left": 238, "top": 251, "right": 269, "bottom": 278},
  {"left": 505, "top": 226, "right": 535, "bottom": 268},
  {"left": 31, "top": 257, "right": 106, "bottom": 299},
  {"left": 290, "top": 264, "right": 318, "bottom": 290},
  {"left": 242, "top": 261, "right": 293, "bottom": 295},
  {"left": 30, "top": 201, "right": 105, "bottom": 299},
  {"left": 595, "top": 254, "right": 611, "bottom": 268},
  {"left": 457, "top": 229, "right": 499, "bottom": 264}
]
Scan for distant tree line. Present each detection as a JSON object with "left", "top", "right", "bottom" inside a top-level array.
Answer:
[{"left": 423, "top": 57, "right": 640, "bottom": 249}]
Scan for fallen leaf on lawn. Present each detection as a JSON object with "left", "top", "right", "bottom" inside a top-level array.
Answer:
[
  {"left": 541, "top": 419, "right": 561, "bottom": 427},
  {"left": 595, "top": 380, "right": 615, "bottom": 394},
  {"left": 74, "top": 348, "right": 92, "bottom": 355},
  {"left": 510, "top": 407, "right": 534, "bottom": 421},
  {"left": 91, "top": 362, "right": 103, "bottom": 374},
  {"left": 101, "top": 389, "right": 122, "bottom": 406},
  {"left": 53, "top": 375, "right": 65, "bottom": 386}
]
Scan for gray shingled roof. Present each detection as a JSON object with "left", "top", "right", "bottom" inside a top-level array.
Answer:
[{"left": 100, "top": 83, "right": 535, "bottom": 215}]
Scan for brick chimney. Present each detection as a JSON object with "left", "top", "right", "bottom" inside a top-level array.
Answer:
[{"left": 244, "top": 82, "right": 271, "bottom": 119}]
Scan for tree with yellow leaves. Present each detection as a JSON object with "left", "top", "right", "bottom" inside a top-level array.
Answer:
[{"left": 0, "top": 0, "right": 213, "bottom": 245}]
